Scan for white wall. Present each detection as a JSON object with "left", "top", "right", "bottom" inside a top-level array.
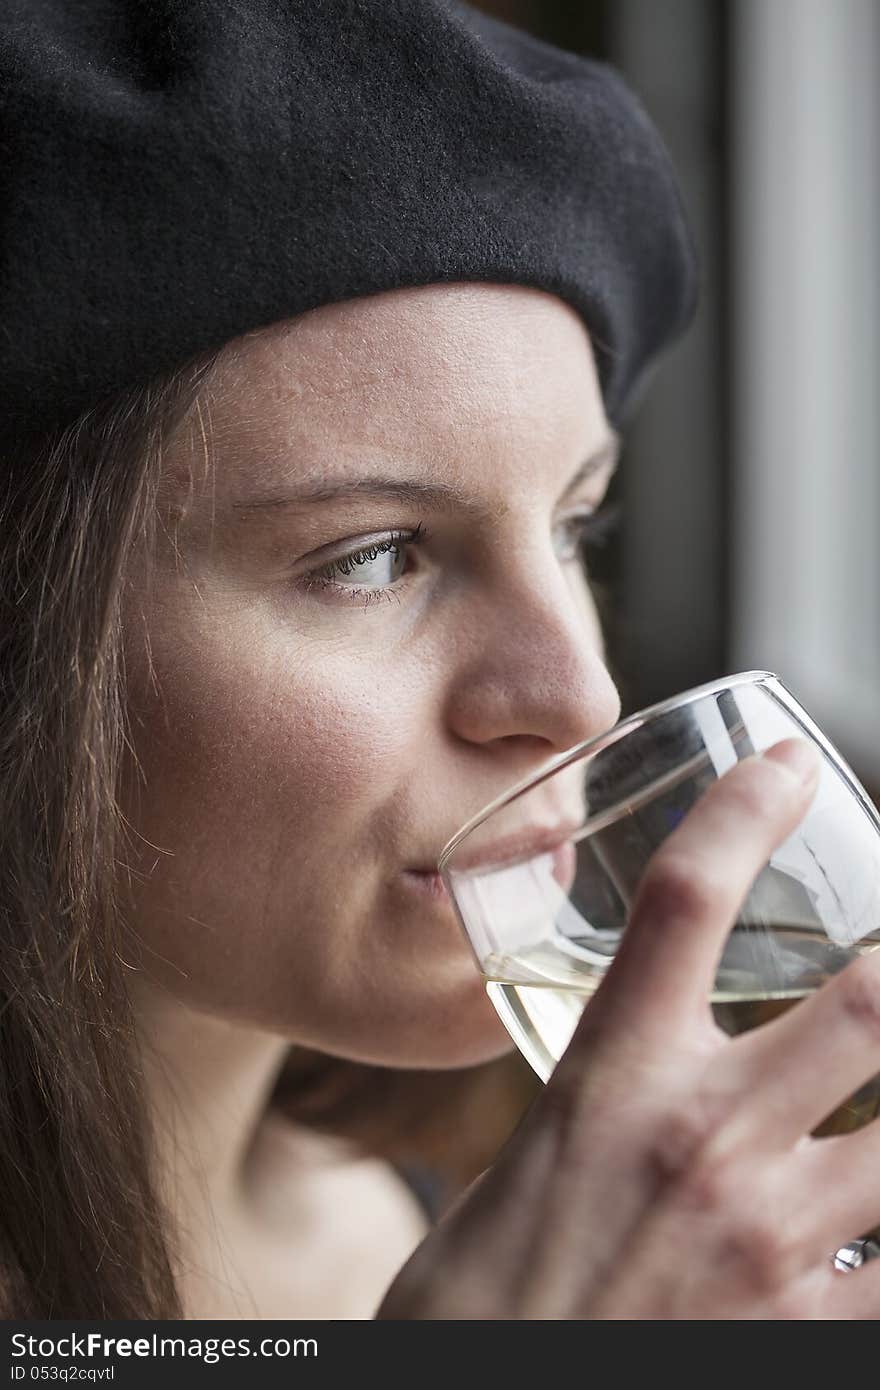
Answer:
[{"left": 730, "top": 0, "right": 880, "bottom": 779}]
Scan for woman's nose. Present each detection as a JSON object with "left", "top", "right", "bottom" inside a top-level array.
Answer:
[{"left": 443, "top": 561, "right": 622, "bottom": 757}]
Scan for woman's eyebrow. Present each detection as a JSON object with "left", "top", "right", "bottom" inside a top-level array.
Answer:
[{"left": 229, "top": 432, "right": 620, "bottom": 519}]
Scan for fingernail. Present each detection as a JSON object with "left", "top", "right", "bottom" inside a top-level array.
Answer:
[{"left": 762, "top": 738, "right": 821, "bottom": 783}]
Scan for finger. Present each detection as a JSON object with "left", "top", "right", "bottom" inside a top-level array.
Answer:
[
  {"left": 568, "top": 738, "right": 821, "bottom": 1049},
  {"left": 793, "top": 1117, "right": 880, "bottom": 1275},
  {"left": 718, "top": 951, "right": 880, "bottom": 1151},
  {"left": 822, "top": 1246, "right": 880, "bottom": 1318}
]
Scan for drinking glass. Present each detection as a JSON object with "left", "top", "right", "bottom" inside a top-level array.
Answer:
[{"left": 439, "top": 671, "right": 880, "bottom": 1269}]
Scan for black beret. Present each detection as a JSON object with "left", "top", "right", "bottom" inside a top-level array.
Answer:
[{"left": 0, "top": 0, "right": 698, "bottom": 445}]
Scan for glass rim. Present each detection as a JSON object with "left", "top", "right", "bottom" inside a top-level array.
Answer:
[{"left": 439, "top": 669, "right": 780, "bottom": 871}]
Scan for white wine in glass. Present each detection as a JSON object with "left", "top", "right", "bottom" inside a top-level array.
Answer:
[{"left": 440, "top": 673, "right": 880, "bottom": 1266}]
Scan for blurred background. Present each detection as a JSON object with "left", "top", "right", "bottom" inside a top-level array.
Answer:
[
  {"left": 471, "top": 0, "right": 880, "bottom": 802},
  {"left": 382, "top": 0, "right": 879, "bottom": 1214}
]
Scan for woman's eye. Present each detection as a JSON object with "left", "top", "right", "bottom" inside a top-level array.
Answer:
[
  {"left": 302, "top": 523, "right": 429, "bottom": 606},
  {"left": 324, "top": 536, "right": 407, "bottom": 587},
  {"left": 555, "top": 504, "right": 620, "bottom": 563},
  {"left": 300, "top": 505, "right": 620, "bottom": 611}
]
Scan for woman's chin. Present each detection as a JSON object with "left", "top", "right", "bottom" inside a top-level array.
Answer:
[
  {"left": 383, "top": 987, "right": 517, "bottom": 1070},
  {"left": 412, "top": 1032, "right": 515, "bottom": 1071},
  {"left": 300, "top": 977, "right": 515, "bottom": 1071}
]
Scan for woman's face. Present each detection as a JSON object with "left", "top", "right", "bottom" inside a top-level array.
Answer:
[{"left": 120, "top": 282, "right": 621, "bottom": 1068}]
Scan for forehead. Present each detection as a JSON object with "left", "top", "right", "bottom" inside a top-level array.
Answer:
[{"left": 162, "top": 282, "right": 607, "bottom": 507}]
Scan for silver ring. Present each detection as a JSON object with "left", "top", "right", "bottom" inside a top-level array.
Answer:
[{"left": 832, "top": 1238, "right": 880, "bottom": 1272}]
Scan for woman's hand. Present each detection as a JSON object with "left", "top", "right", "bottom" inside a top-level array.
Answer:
[{"left": 376, "top": 739, "right": 880, "bottom": 1319}]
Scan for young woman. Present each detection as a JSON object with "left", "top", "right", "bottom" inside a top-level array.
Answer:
[{"left": 3, "top": 2, "right": 880, "bottom": 1320}]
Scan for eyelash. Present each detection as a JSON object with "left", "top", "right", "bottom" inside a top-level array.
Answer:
[{"left": 300, "top": 505, "right": 620, "bottom": 609}]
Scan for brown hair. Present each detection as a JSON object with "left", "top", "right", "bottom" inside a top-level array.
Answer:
[{"left": 0, "top": 346, "right": 541, "bottom": 1318}]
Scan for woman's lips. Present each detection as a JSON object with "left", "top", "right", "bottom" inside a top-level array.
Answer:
[
  {"left": 404, "top": 869, "right": 450, "bottom": 902},
  {"left": 406, "top": 831, "right": 579, "bottom": 902},
  {"left": 550, "top": 839, "right": 577, "bottom": 895}
]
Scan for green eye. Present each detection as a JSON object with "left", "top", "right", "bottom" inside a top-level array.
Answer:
[
  {"left": 323, "top": 536, "right": 407, "bottom": 586},
  {"left": 556, "top": 504, "right": 620, "bottom": 562},
  {"left": 302, "top": 523, "right": 430, "bottom": 608}
]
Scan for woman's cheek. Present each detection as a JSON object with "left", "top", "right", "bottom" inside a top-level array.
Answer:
[
  {"left": 119, "top": 633, "right": 406, "bottom": 962},
  {"left": 122, "top": 577, "right": 431, "bottom": 896},
  {"left": 154, "top": 644, "right": 410, "bottom": 825},
  {"left": 267, "top": 621, "right": 419, "bottom": 765}
]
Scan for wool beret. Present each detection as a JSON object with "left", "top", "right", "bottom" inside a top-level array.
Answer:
[{"left": 0, "top": 0, "right": 698, "bottom": 445}]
